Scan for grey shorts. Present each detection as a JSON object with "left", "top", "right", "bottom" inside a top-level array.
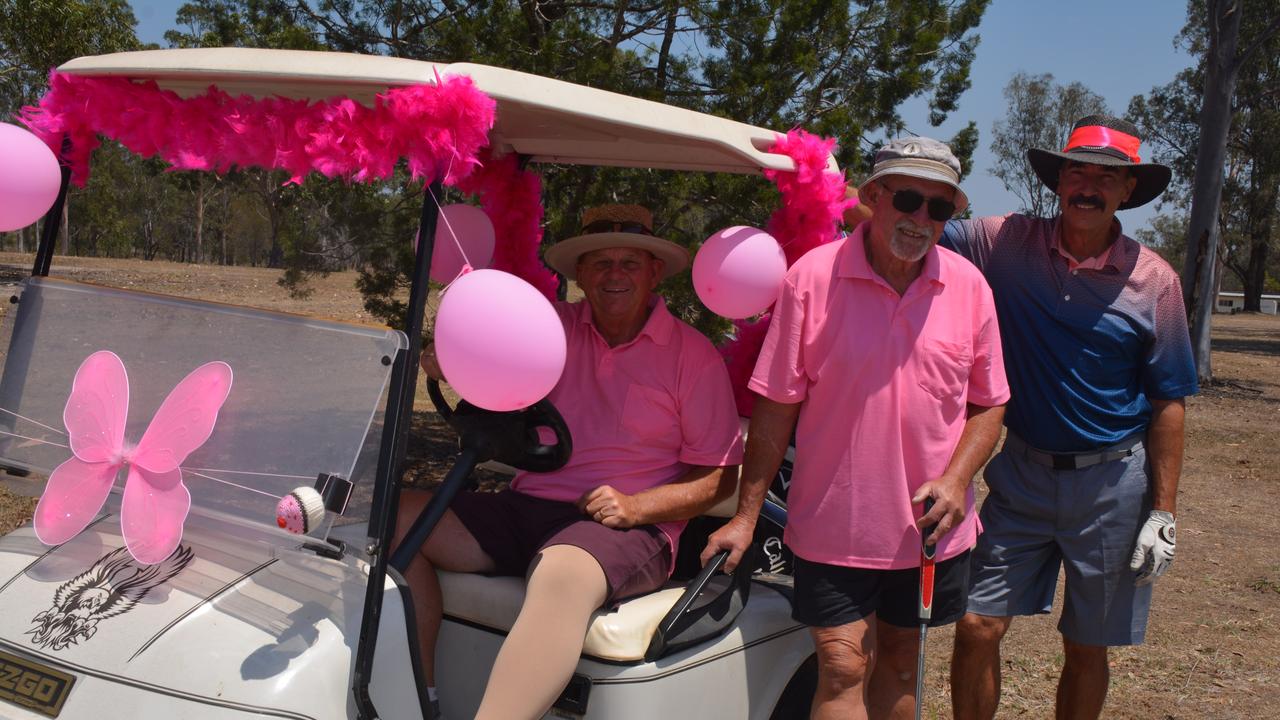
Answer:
[{"left": 967, "top": 436, "right": 1153, "bottom": 646}]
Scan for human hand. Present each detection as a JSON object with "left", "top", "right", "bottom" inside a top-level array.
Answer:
[
  {"left": 578, "top": 485, "right": 641, "bottom": 529},
  {"left": 911, "top": 478, "right": 967, "bottom": 546},
  {"left": 1129, "top": 510, "right": 1175, "bottom": 586},
  {"left": 419, "top": 343, "right": 443, "bottom": 380},
  {"left": 700, "top": 515, "right": 756, "bottom": 572}
]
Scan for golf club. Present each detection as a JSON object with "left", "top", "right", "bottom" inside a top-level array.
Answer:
[{"left": 915, "top": 497, "right": 937, "bottom": 720}]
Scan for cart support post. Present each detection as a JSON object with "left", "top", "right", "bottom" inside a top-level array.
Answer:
[{"left": 353, "top": 179, "right": 442, "bottom": 720}]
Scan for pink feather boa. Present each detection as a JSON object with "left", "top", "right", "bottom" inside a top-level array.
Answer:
[
  {"left": 720, "top": 130, "right": 853, "bottom": 416},
  {"left": 20, "top": 71, "right": 496, "bottom": 188},
  {"left": 455, "top": 153, "right": 560, "bottom": 301},
  {"left": 19, "top": 72, "right": 565, "bottom": 296}
]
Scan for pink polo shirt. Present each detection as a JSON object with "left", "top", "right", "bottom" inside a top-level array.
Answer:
[
  {"left": 749, "top": 226, "right": 1009, "bottom": 569},
  {"left": 512, "top": 298, "right": 744, "bottom": 559}
]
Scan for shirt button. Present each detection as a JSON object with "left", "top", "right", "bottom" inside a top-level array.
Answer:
[
  {"left": 1072, "top": 269, "right": 1079, "bottom": 276},
  {"left": 1064, "top": 294, "right": 1071, "bottom": 301}
]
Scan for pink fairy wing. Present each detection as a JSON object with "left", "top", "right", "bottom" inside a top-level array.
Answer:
[
  {"left": 120, "top": 465, "right": 190, "bottom": 565},
  {"left": 63, "top": 351, "right": 129, "bottom": 463},
  {"left": 33, "top": 456, "right": 119, "bottom": 545},
  {"left": 132, "top": 361, "right": 233, "bottom": 474}
]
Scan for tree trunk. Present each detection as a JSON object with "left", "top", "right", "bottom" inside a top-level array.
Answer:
[
  {"left": 1243, "top": 233, "right": 1268, "bottom": 311},
  {"left": 195, "top": 179, "right": 205, "bottom": 263},
  {"left": 59, "top": 201, "right": 69, "bottom": 256},
  {"left": 1182, "top": 0, "right": 1243, "bottom": 384}
]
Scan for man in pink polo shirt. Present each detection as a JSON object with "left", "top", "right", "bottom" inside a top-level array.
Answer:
[
  {"left": 703, "top": 138, "right": 1009, "bottom": 719},
  {"left": 399, "top": 204, "right": 743, "bottom": 720}
]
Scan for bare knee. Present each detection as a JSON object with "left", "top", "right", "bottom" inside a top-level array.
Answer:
[
  {"left": 393, "top": 489, "right": 433, "bottom": 547},
  {"left": 1062, "top": 637, "right": 1108, "bottom": 668},
  {"left": 813, "top": 628, "right": 873, "bottom": 692},
  {"left": 956, "top": 613, "right": 1011, "bottom": 650},
  {"left": 875, "top": 624, "right": 921, "bottom": 680}
]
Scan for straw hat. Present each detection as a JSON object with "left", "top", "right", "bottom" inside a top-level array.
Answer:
[{"left": 543, "top": 204, "right": 689, "bottom": 281}]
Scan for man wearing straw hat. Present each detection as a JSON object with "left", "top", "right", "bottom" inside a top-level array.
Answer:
[
  {"left": 402, "top": 204, "right": 743, "bottom": 720},
  {"left": 703, "top": 136, "right": 1009, "bottom": 718},
  {"left": 943, "top": 115, "right": 1199, "bottom": 720}
]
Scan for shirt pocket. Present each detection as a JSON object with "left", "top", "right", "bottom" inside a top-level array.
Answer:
[
  {"left": 621, "top": 384, "right": 681, "bottom": 448},
  {"left": 915, "top": 339, "right": 972, "bottom": 404}
]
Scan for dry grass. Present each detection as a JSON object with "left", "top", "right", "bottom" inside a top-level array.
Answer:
[{"left": 2, "top": 252, "right": 1278, "bottom": 717}]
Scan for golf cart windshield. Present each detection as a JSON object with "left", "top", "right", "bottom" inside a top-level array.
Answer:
[{"left": 0, "top": 277, "right": 406, "bottom": 536}]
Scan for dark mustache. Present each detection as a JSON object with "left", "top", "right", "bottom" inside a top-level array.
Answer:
[{"left": 1069, "top": 194, "right": 1104, "bottom": 206}]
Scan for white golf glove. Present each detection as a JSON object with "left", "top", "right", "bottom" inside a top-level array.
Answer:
[{"left": 1129, "top": 510, "right": 1176, "bottom": 586}]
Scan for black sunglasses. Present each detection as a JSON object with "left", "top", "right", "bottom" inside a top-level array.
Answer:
[
  {"left": 880, "top": 183, "right": 956, "bottom": 222},
  {"left": 581, "top": 220, "right": 653, "bottom": 235}
]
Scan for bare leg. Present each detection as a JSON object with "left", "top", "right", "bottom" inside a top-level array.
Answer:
[
  {"left": 393, "top": 490, "right": 495, "bottom": 685},
  {"left": 1056, "top": 637, "right": 1108, "bottom": 720},
  {"left": 868, "top": 619, "right": 921, "bottom": 719},
  {"left": 810, "top": 618, "right": 876, "bottom": 720},
  {"left": 951, "top": 613, "right": 1012, "bottom": 720},
  {"left": 475, "top": 544, "right": 609, "bottom": 720}
]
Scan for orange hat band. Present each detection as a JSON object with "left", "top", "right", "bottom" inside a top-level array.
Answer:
[{"left": 1063, "top": 126, "right": 1142, "bottom": 163}]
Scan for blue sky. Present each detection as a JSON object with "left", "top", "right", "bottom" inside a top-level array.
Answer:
[{"left": 128, "top": 0, "right": 1195, "bottom": 233}]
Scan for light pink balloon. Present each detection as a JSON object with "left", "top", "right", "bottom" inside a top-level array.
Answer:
[
  {"left": 417, "top": 204, "right": 496, "bottom": 283},
  {"left": 693, "top": 226, "right": 787, "bottom": 319},
  {"left": 435, "top": 269, "right": 566, "bottom": 411},
  {"left": 0, "top": 123, "right": 61, "bottom": 232}
]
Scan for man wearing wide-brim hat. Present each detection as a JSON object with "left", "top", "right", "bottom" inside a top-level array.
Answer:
[
  {"left": 403, "top": 204, "right": 743, "bottom": 720},
  {"left": 943, "top": 115, "right": 1200, "bottom": 720}
]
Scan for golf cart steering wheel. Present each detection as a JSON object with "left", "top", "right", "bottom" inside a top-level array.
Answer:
[
  {"left": 426, "top": 378, "right": 572, "bottom": 472},
  {"left": 389, "top": 380, "right": 573, "bottom": 574}
]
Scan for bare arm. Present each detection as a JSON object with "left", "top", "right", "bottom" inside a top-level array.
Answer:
[
  {"left": 699, "top": 395, "right": 802, "bottom": 570},
  {"left": 1147, "top": 398, "right": 1185, "bottom": 515},
  {"left": 912, "top": 402, "right": 1005, "bottom": 545},
  {"left": 578, "top": 465, "right": 738, "bottom": 528},
  {"left": 420, "top": 342, "right": 443, "bottom": 380}
]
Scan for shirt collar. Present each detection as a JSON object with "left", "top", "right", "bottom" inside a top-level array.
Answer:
[
  {"left": 837, "top": 223, "right": 945, "bottom": 288},
  {"left": 1051, "top": 217, "right": 1125, "bottom": 271},
  {"left": 576, "top": 295, "right": 675, "bottom": 347}
]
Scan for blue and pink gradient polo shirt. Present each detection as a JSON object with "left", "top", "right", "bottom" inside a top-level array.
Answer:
[
  {"left": 941, "top": 214, "right": 1199, "bottom": 453},
  {"left": 750, "top": 225, "right": 1009, "bottom": 569},
  {"left": 512, "top": 298, "right": 744, "bottom": 559}
]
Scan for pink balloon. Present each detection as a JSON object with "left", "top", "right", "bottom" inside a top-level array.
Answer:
[
  {"left": 693, "top": 226, "right": 787, "bottom": 319},
  {"left": 0, "top": 123, "right": 61, "bottom": 232},
  {"left": 418, "top": 204, "right": 496, "bottom": 283},
  {"left": 435, "top": 269, "right": 566, "bottom": 411}
]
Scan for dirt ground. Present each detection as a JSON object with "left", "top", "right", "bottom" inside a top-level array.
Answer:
[{"left": 0, "top": 253, "right": 1277, "bottom": 719}]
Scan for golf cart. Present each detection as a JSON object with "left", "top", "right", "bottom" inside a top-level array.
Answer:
[{"left": 0, "top": 48, "right": 829, "bottom": 719}]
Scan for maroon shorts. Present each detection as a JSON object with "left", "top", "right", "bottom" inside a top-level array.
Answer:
[{"left": 449, "top": 489, "right": 672, "bottom": 604}]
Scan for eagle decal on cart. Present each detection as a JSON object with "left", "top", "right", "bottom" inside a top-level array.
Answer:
[{"left": 26, "top": 546, "right": 194, "bottom": 651}]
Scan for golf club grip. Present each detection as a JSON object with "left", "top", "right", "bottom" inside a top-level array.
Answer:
[
  {"left": 921, "top": 497, "right": 937, "bottom": 559},
  {"left": 919, "top": 497, "right": 937, "bottom": 621}
]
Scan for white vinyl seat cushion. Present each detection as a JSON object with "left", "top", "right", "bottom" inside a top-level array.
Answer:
[{"left": 438, "top": 570, "right": 687, "bottom": 662}]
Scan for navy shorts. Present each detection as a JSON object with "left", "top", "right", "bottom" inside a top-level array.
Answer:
[
  {"left": 792, "top": 550, "right": 972, "bottom": 629},
  {"left": 967, "top": 437, "right": 1153, "bottom": 646},
  {"left": 450, "top": 489, "right": 671, "bottom": 604}
]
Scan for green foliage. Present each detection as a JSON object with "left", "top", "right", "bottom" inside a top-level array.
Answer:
[
  {"left": 3, "top": 0, "right": 992, "bottom": 340},
  {"left": 0, "top": 0, "right": 141, "bottom": 115},
  {"left": 1128, "top": 0, "right": 1280, "bottom": 311},
  {"left": 987, "top": 72, "right": 1109, "bottom": 218}
]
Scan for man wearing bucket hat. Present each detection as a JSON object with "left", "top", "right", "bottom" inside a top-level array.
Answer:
[
  {"left": 943, "top": 116, "right": 1199, "bottom": 720},
  {"left": 703, "top": 137, "right": 1009, "bottom": 718},
  {"left": 401, "top": 204, "right": 744, "bottom": 720}
]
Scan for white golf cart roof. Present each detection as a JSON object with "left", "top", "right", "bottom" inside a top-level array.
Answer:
[{"left": 58, "top": 48, "right": 830, "bottom": 175}]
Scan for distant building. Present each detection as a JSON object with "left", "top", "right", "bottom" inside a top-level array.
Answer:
[{"left": 1216, "top": 291, "right": 1279, "bottom": 315}]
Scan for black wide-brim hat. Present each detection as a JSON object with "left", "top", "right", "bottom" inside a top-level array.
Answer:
[{"left": 1026, "top": 115, "right": 1172, "bottom": 210}]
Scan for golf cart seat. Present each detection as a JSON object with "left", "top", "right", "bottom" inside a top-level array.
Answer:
[{"left": 438, "top": 427, "right": 752, "bottom": 664}]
